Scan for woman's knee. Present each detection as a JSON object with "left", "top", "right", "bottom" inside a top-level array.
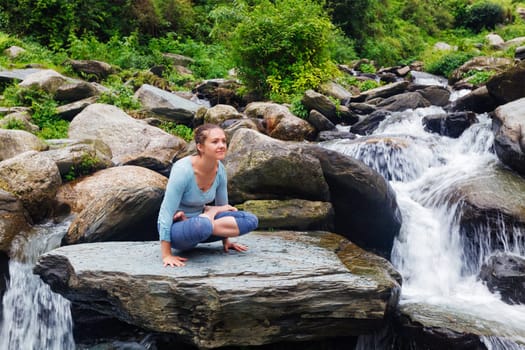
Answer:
[{"left": 237, "top": 211, "right": 258, "bottom": 235}]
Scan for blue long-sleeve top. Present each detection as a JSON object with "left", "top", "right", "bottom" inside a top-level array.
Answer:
[{"left": 157, "top": 156, "right": 228, "bottom": 242}]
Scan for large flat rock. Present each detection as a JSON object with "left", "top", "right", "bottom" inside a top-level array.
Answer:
[{"left": 34, "top": 231, "right": 401, "bottom": 348}]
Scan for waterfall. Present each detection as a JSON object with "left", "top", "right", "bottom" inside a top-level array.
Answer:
[
  {"left": 323, "top": 104, "right": 525, "bottom": 347},
  {"left": 0, "top": 219, "right": 75, "bottom": 350}
]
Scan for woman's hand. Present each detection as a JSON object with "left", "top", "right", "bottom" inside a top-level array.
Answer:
[
  {"left": 163, "top": 255, "right": 188, "bottom": 267},
  {"left": 173, "top": 211, "right": 187, "bottom": 222},
  {"left": 222, "top": 237, "right": 248, "bottom": 253}
]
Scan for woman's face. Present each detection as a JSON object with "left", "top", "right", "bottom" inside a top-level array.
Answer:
[{"left": 198, "top": 128, "right": 227, "bottom": 160}]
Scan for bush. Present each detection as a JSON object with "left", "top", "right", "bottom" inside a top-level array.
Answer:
[
  {"left": 213, "top": 0, "right": 339, "bottom": 100},
  {"left": 425, "top": 51, "right": 475, "bottom": 78},
  {"left": 458, "top": 2, "right": 506, "bottom": 33}
]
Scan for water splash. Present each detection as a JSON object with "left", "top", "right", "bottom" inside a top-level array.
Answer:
[
  {"left": 322, "top": 107, "right": 525, "bottom": 345},
  {"left": 0, "top": 219, "right": 75, "bottom": 350}
]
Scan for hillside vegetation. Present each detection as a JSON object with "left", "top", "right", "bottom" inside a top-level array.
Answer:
[{"left": 0, "top": 0, "right": 524, "bottom": 119}]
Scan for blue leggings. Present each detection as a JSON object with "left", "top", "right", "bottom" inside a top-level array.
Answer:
[{"left": 170, "top": 211, "right": 258, "bottom": 251}]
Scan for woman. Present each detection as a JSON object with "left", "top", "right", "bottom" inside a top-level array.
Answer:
[{"left": 157, "top": 123, "right": 258, "bottom": 267}]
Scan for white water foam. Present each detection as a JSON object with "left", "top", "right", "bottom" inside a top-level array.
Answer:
[{"left": 0, "top": 219, "right": 75, "bottom": 350}]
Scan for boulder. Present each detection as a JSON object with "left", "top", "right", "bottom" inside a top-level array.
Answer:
[
  {"left": 0, "top": 111, "right": 39, "bottom": 133},
  {"left": 307, "top": 109, "right": 336, "bottom": 132},
  {"left": 391, "top": 301, "right": 525, "bottom": 349},
  {"left": 134, "top": 84, "right": 202, "bottom": 125},
  {"left": 449, "top": 56, "right": 513, "bottom": 85},
  {"left": 68, "top": 103, "right": 186, "bottom": 173},
  {"left": 57, "top": 165, "right": 167, "bottom": 244},
  {"left": 224, "top": 128, "right": 330, "bottom": 203},
  {"left": 301, "top": 90, "right": 339, "bottom": 123},
  {"left": 67, "top": 59, "right": 115, "bottom": 80},
  {"left": 350, "top": 81, "right": 410, "bottom": 103},
  {"left": 414, "top": 86, "right": 451, "bottom": 107},
  {"left": 486, "top": 60, "right": 525, "bottom": 105},
  {"left": 56, "top": 96, "right": 98, "bottom": 121},
  {"left": 486, "top": 33, "right": 505, "bottom": 49},
  {"left": 376, "top": 92, "right": 431, "bottom": 112},
  {"left": 479, "top": 252, "right": 525, "bottom": 305},
  {"left": 318, "top": 81, "right": 353, "bottom": 103},
  {"left": 237, "top": 199, "right": 334, "bottom": 231},
  {"left": 193, "top": 79, "right": 245, "bottom": 108},
  {"left": 203, "top": 104, "right": 243, "bottom": 125},
  {"left": 42, "top": 139, "right": 113, "bottom": 179},
  {"left": 351, "top": 110, "right": 391, "bottom": 135},
  {"left": 299, "top": 145, "right": 402, "bottom": 259},
  {"left": 244, "top": 102, "right": 315, "bottom": 141},
  {"left": 0, "top": 190, "right": 31, "bottom": 253},
  {"left": 422, "top": 112, "right": 478, "bottom": 138},
  {"left": 35, "top": 231, "right": 401, "bottom": 348},
  {"left": 0, "top": 151, "right": 61, "bottom": 222},
  {"left": 0, "top": 129, "right": 48, "bottom": 161},
  {"left": 449, "top": 86, "right": 498, "bottom": 113},
  {"left": 0, "top": 68, "right": 44, "bottom": 83},
  {"left": 492, "top": 97, "right": 525, "bottom": 175},
  {"left": 3, "top": 45, "right": 26, "bottom": 58},
  {"left": 451, "top": 164, "right": 525, "bottom": 270}
]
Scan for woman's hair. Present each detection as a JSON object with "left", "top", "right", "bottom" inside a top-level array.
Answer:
[{"left": 194, "top": 123, "right": 222, "bottom": 155}]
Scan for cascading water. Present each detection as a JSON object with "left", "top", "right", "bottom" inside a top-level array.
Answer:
[
  {"left": 322, "top": 92, "right": 525, "bottom": 348},
  {"left": 0, "top": 219, "right": 75, "bottom": 350}
]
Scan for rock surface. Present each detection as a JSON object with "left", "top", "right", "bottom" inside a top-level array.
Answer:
[{"left": 35, "top": 231, "right": 401, "bottom": 349}]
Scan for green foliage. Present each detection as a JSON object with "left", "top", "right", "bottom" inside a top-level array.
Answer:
[
  {"left": 358, "top": 63, "right": 376, "bottom": 74},
  {"left": 463, "top": 69, "right": 495, "bottom": 84},
  {"left": 149, "top": 34, "right": 231, "bottom": 79},
  {"left": 290, "top": 97, "right": 309, "bottom": 119},
  {"left": 2, "top": 118, "right": 27, "bottom": 131},
  {"left": 0, "top": 85, "right": 68, "bottom": 139},
  {"left": 214, "top": 0, "right": 339, "bottom": 100},
  {"left": 495, "top": 22, "right": 525, "bottom": 40},
  {"left": 159, "top": 121, "right": 194, "bottom": 142},
  {"left": 359, "top": 79, "right": 381, "bottom": 92},
  {"left": 458, "top": 2, "right": 506, "bottom": 33},
  {"left": 63, "top": 153, "right": 101, "bottom": 182},
  {"left": 68, "top": 33, "right": 161, "bottom": 70},
  {"left": 31, "top": 98, "right": 68, "bottom": 139},
  {"left": 98, "top": 77, "right": 141, "bottom": 111},
  {"left": 425, "top": 51, "right": 476, "bottom": 78}
]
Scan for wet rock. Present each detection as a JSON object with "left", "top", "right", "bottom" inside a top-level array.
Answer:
[
  {"left": 35, "top": 231, "right": 401, "bottom": 349},
  {"left": 486, "top": 60, "right": 525, "bottom": 105},
  {"left": 449, "top": 57, "right": 513, "bottom": 86},
  {"left": 479, "top": 252, "right": 525, "bottom": 305},
  {"left": 307, "top": 109, "right": 335, "bottom": 132},
  {"left": 351, "top": 110, "right": 391, "bottom": 135},
  {"left": 376, "top": 92, "right": 431, "bottom": 112},
  {"left": 299, "top": 145, "right": 402, "bottom": 259},
  {"left": 0, "top": 190, "right": 31, "bottom": 253},
  {"left": 492, "top": 97, "right": 525, "bottom": 175},
  {"left": 423, "top": 111, "right": 478, "bottom": 138},
  {"left": 449, "top": 86, "right": 497, "bottom": 113},
  {"left": 350, "top": 81, "right": 410, "bottom": 103},
  {"left": 390, "top": 302, "right": 523, "bottom": 349},
  {"left": 316, "top": 130, "right": 356, "bottom": 142}
]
